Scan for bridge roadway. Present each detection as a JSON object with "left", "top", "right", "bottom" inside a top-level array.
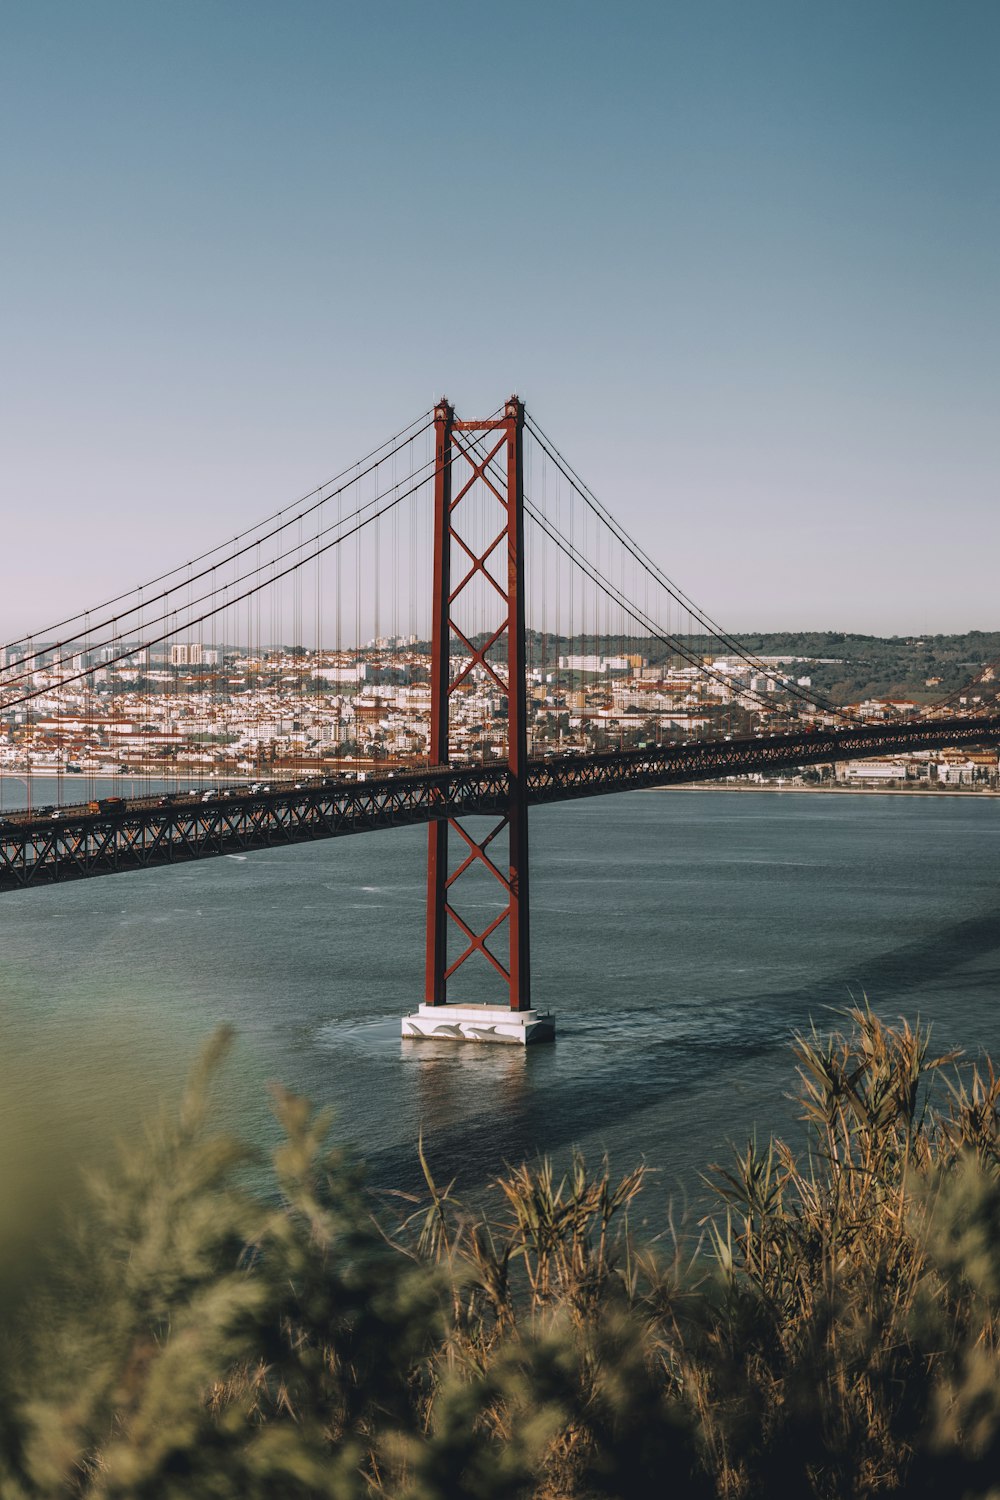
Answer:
[{"left": 2, "top": 714, "right": 999, "bottom": 893}]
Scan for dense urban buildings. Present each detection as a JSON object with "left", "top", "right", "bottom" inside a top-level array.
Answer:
[{"left": 2, "top": 639, "right": 997, "bottom": 791}]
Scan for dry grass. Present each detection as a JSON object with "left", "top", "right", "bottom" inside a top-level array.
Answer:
[{"left": 4, "top": 1007, "right": 1000, "bottom": 1497}]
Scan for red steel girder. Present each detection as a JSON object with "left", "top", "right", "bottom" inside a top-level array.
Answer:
[
  {"left": 445, "top": 816, "right": 512, "bottom": 893},
  {"left": 448, "top": 524, "right": 509, "bottom": 608},
  {"left": 448, "top": 619, "right": 509, "bottom": 696},
  {"left": 424, "top": 396, "right": 531, "bottom": 1010},
  {"left": 450, "top": 432, "right": 509, "bottom": 514},
  {"left": 443, "top": 902, "right": 511, "bottom": 983}
]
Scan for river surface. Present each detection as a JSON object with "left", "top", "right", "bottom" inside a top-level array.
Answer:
[{"left": 2, "top": 785, "right": 999, "bottom": 1217}]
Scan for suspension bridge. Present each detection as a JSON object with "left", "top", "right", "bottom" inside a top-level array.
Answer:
[{"left": 2, "top": 398, "right": 998, "bottom": 1041}]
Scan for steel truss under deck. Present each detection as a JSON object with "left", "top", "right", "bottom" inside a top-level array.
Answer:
[{"left": 2, "top": 715, "right": 999, "bottom": 893}]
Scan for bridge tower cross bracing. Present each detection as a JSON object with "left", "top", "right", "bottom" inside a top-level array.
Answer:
[{"left": 402, "top": 396, "right": 554, "bottom": 1045}]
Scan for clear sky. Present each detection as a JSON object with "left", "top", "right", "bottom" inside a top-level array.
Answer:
[{"left": 2, "top": 0, "right": 997, "bottom": 638}]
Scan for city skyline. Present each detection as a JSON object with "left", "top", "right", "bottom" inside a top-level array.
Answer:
[{"left": 2, "top": 1, "right": 997, "bottom": 637}]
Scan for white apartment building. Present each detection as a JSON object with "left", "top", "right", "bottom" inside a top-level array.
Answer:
[{"left": 171, "top": 643, "right": 204, "bottom": 666}]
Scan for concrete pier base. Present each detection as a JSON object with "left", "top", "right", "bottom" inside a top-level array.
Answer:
[{"left": 401, "top": 1003, "right": 555, "bottom": 1045}]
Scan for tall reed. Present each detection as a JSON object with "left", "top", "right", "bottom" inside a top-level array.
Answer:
[{"left": 3, "top": 1006, "right": 1000, "bottom": 1498}]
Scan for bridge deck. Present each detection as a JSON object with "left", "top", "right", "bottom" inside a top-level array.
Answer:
[{"left": 2, "top": 716, "right": 998, "bottom": 892}]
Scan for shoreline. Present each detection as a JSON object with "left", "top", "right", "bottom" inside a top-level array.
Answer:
[
  {"left": 3, "top": 771, "right": 998, "bottom": 802},
  {"left": 660, "top": 781, "right": 1000, "bottom": 799}
]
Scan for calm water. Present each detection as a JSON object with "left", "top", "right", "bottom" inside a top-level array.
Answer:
[{"left": 2, "top": 786, "right": 999, "bottom": 1212}]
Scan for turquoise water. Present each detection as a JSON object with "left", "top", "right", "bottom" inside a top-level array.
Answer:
[{"left": 2, "top": 787, "right": 998, "bottom": 1209}]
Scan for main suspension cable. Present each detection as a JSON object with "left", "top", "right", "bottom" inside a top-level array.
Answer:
[
  {"left": 1, "top": 437, "right": 439, "bottom": 693},
  {"left": 525, "top": 414, "right": 855, "bottom": 723},
  {"left": 1, "top": 458, "right": 440, "bottom": 712},
  {"left": 3, "top": 409, "right": 434, "bottom": 657}
]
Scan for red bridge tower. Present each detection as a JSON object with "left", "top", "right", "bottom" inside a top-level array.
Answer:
[{"left": 402, "top": 397, "right": 555, "bottom": 1044}]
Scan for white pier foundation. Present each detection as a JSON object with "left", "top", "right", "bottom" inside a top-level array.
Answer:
[{"left": 401, "top": 1003, "right": 555, "bottom": 1045}]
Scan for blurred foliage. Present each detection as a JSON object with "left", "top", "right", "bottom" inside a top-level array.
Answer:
[{"left": 6, "top": 1008, "right": 1000, "bottom": 1496}]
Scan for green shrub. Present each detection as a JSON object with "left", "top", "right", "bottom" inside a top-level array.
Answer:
[{"left": 4, "top": 1008, "right": 1000, "bottom": 1498}]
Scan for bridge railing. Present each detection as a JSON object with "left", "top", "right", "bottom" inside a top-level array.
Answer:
[{"left": 3, "top": 714, "right": 999, "bottom": 893}]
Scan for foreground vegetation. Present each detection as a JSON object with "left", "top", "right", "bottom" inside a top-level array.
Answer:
[{"left": 5, "top": 1010, "right": 1000, "bottom": 1497}]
